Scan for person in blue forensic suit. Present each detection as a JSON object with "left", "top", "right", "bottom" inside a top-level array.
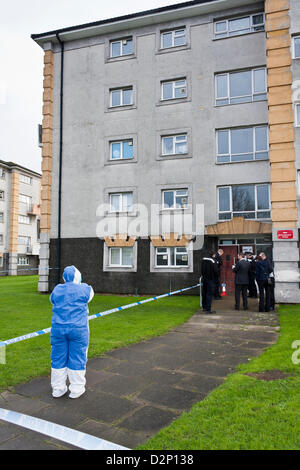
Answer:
[{"left": 50, "top": 266, "right": 94, "bottom": 399}]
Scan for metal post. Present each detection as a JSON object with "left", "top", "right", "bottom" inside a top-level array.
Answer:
[{"left": 199, "top": 276, "right": 202, "bottom": 308}]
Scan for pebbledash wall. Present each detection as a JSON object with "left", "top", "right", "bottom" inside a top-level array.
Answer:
[{"left": 32, "top": 0, "right": 300, "bottom": 300}]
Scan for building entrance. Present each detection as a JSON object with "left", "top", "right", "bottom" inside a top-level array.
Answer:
[{"left": 218, "top": 236, "right": 272, "bottom": 294}]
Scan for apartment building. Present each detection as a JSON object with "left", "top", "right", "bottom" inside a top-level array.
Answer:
[
  {"left": 0, "top": 160, "right": 41, "bottom": 275},
  {"left": 32, "top": 0, "right": 300, "bottom": 302}
]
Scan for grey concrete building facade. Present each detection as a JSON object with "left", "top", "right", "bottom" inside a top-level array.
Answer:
[{"left": 32, "top": 0, "right": 300, "bottom": 301}]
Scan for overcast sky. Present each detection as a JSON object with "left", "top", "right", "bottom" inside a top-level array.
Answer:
[{"left": 0, "top": 0, "right": 186, "bottom": 173}]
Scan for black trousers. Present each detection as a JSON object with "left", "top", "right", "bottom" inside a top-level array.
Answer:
[
  {"left": 257, "top": 280, "right": 271, "bottom": 312},
  {"left": 235, "top": 284, "right": 248, "bottom": 309},
  {"left": 248, "top": 273, "right": 257, "bottom": 298},
  {"left": 214, "top": 276, "right": 221, "bottom": 298},
  {"left": 202, "top": 279, "right": 215, "bottom": 312}
]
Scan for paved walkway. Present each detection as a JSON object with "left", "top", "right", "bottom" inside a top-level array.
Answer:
[{"left": 0, "top": 296, "right": 279, "bottom": 450}]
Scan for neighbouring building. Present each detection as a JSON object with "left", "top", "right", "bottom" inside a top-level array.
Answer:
[
  {"left": 0, "top": 160, "right": 41, "bottom": 275},
  {"left": 32, "top": 0, "right": 300, "bottom": 302}
]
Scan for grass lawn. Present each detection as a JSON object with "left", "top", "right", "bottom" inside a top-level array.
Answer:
[
  {"left": 138, "top": 304, "right": 300, "bottom": 450},
  {"left": 0, "top": 275, "right": 199, "bottom": 391}
]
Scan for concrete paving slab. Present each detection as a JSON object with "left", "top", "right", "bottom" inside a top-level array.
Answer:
[{"left": 118, "top": 406, "right": 179, "bottom": 433}]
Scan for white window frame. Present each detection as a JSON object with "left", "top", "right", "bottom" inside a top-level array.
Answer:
[
  {"left": 218, "top": 184, "right": 271, "bottom": 221},
  {"left": 0, "top": 169, "right": 5, "bottom": 179},
  {"left": 110, "top": 37, "right": 133, "bottom": 58},
  {"left": 295, "top": 103, "right": 300, "bottom": 127},
  {"left": 155, "top": 246, "right": 189, "bottom": 268},
  {"left": 216, "top": 125, "right": 269, "bottom": 163},
  {"left": 161, "top": 28, "right": 186, "bottom": 49},
  {"left": 110, "top": 140, "right": 134, "bottom": 160},
  {"left": 110, "top": 87, "right": 133, "bottom": 107},
  {"left": 0, "top": 190, "right": 4, "bottom": 200},
  {"left": 0, "top": 234, "right": 3, "bottom": 245},
  {"left": 293, "top": 35, "right": 300, "bottom": 59},
  {"left": 109, "top": 192, "right": 133, "bottom": 213},
  {"left": 17, "top": 257, "right": 29, "bottom": 266},
  {"left": 162, "top": 188, "right": 189, "bottom": 210},
  {"left": 214, "top": 12, "right": 265, "bottom": 39},
  {"left": 18, "top": 236, "right": 31, "bottom": 246},
  {"left": 0, "top": 212, "right": 3, "bottom": 223},
  {"left": 215, "top": 68, "right": 267, "bottom": 106},
  {"left": 161, "top": 79, "right": 187, "bottom": 101},
  {"left": 108, "top": 246, "right": 134, "bottom": 268},
  {"left": 19, "top": 174, "right": 32, "bottom": 185},
  {"left": 162, "top": 134, "right": 188, "bottom": 156},
  {"left": 19, "top": 215, "right": 30, "bottom": 224},
  {"left": 0, "top": 256, "right": 3, "bottom": 267}
]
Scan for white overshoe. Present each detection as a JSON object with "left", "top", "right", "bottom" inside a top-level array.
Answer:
[
  {"left": 52, "top": 387, "right": 68, "bottom": 398},
  {"left": 69, "top": 390, "right": 85, "bottom": 399}
]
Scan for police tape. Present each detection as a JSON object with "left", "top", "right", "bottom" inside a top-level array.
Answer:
[
  {"left": 0, "top": 408, "right": 129, "bottom": 450},
  {"left": 0, "top": 283, "right": 200, "bottom": 348}
]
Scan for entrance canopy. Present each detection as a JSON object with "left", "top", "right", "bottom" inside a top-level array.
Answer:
[{"left": 205, "top": 217, "right": 272, "bottom": 236}]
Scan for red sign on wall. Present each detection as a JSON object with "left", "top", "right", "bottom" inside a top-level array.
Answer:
[{"left": 277, "top": 230, "right": 294, "bottom": 240}]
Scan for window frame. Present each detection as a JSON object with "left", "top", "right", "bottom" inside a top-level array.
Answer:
[
  {"left": 295, "top": 103, "right": 300, "bottom": 127},
  {"left": 215, "top": 67, "right": 267, "bottom": 106},
  {"left": 0, "top": 190, "right": 4, "bottom": 200},
  {"left": 0, "top": 234, "right": 3, "bottom": 245},
  {"left": 17, "top": 257, "right": 29, "bottom": 266},
  {"left": 162, "top": 188, "right": 189, "bottom": 210},
  {"left": 110, "top": 37, "right": 133, "bottom": 58},
  {"left": 0, "top": 212, "right": 3, "bottom": 223},
  {"left": 293, "top": 35, "right": 300, "bottom": 59},
  {"left": 18, "top": 236, "right": 31, "bottom": 246},
  {"left": 110, "top": 87, "right": 133, "bottom": 108},
  {"left": 218, "top": 184, "right": 271, "bottom": 221},
  {"left": 109, "top": 192, "right": 134, "bottom": 213},
  {"left": 19, "top": 174, "right": 32, "bottom": 185},
  {"left": 160, "top": 28, "right": 186, "bottom": 49},
  {"left": 216, "top": 125, "right": 269, "bottom": 164},
  {"left": 155, "top": 246, "right": 189, "bottom": 268},
  {"left": 214, "top": 12, "right": 265, "bottom": 39},
  {"left": 161, "top": 134, "right": 188, "bottom": 156},
  {"left": 19, "top": 215, "right": 31, "bottom": 225},
  {"left": 110, "top": 139, "right": 134, "bottom": 161},
  {"left": 161, "top": 78, "right": 187, "bottom": 101},
  {"left": 0, "top": 169, "right": 5, "bottom": 179},
  {"left": 108, "top": 246, "right": 134, "bottom": 268}
]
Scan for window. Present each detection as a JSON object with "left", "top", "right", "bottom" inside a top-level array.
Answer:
[
  {"left": 19, "top": 215, "right": 30, "bottom": 224},
  {"left": 110, "top": 87, "right": 133, "bottom": 107},
  {"left": 162, "top": 134, "right": 187, "bottom": 155},
  {"left": 161, "top": 79, "right": 187, "bottom": 100},
  {"left": 0, "top": 190, "right": 4, "bottom": 200},
  {"left": 295, "top": 103, "right": 300, "bottom": 127},
  {"left": 110, "top": 37, "right": 133, "bottom": 57},
  {"left": 218, "top": 184, "right": 271, "bottom": 220},
  {"left": 293, "top": 36, "right": 300, "bottom": 59},
  {"left": 0, "top": 213, "right": 3, "bottom": 223},
  {"left": 217, "top": 126, "right": 268, "bottom": 163},
  {"left": 156, "top": 246, "right": 189, "bottom": 267},
  {"left": 110, "top": 140, "right": 133, "bottom": 160},
  {"left": 18, "top": 236, "right": 31, "bottom": 246},
  {"left": 20, "top": 174, "right": 32, "bottom": 185},
  {"left": 161, "top": 29, "right": 186, "bottom": 49},
  {"left": 18, "top": 257, "right": 29, "bottom": 266},
  {"left": 109, "top": 247, "right": 133, "bottom": 267},
  {"left": 0, "top": 169, "right": 5, "bottom": 179},
  {"left": 216, "top": 68, "right": 267, "bottom": 105},
  {"left": 162, "top": 189, "right": 188, "bottom": 209},
  {"left": 109, "top": 192, "right": 133, "bottom": 212},
  {"left": 19, "top": 194, "right": 32, "bottom": 206},
  {"left": 0, "top": 256, "right": 3, "bottom": 268},
  {"left": 214, "top": 13, "right": 264, "bottom": 38},
  {"left": 0, "top": 234, "right": 3, "bottom": 245}
]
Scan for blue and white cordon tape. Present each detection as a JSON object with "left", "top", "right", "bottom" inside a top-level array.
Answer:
[{"left": 0, "top": 283, "right": 200, "bottom": 348}]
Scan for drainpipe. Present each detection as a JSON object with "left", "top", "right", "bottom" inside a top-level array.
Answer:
[{"left": 56, "top": 33, "right": 64, "bottom": 284}]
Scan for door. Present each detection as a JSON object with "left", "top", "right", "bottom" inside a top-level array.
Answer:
[{"left": 219, "top": 245, "right": 238, "bottom": 294}]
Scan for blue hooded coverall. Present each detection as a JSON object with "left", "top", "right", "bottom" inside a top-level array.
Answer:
[{"left": 50, "top": 266, "right": 94, "bottom": 398}]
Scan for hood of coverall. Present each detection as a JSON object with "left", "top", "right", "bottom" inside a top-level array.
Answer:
[{"left": 63, "top": 266, "right": 82, "bottom": 284}]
